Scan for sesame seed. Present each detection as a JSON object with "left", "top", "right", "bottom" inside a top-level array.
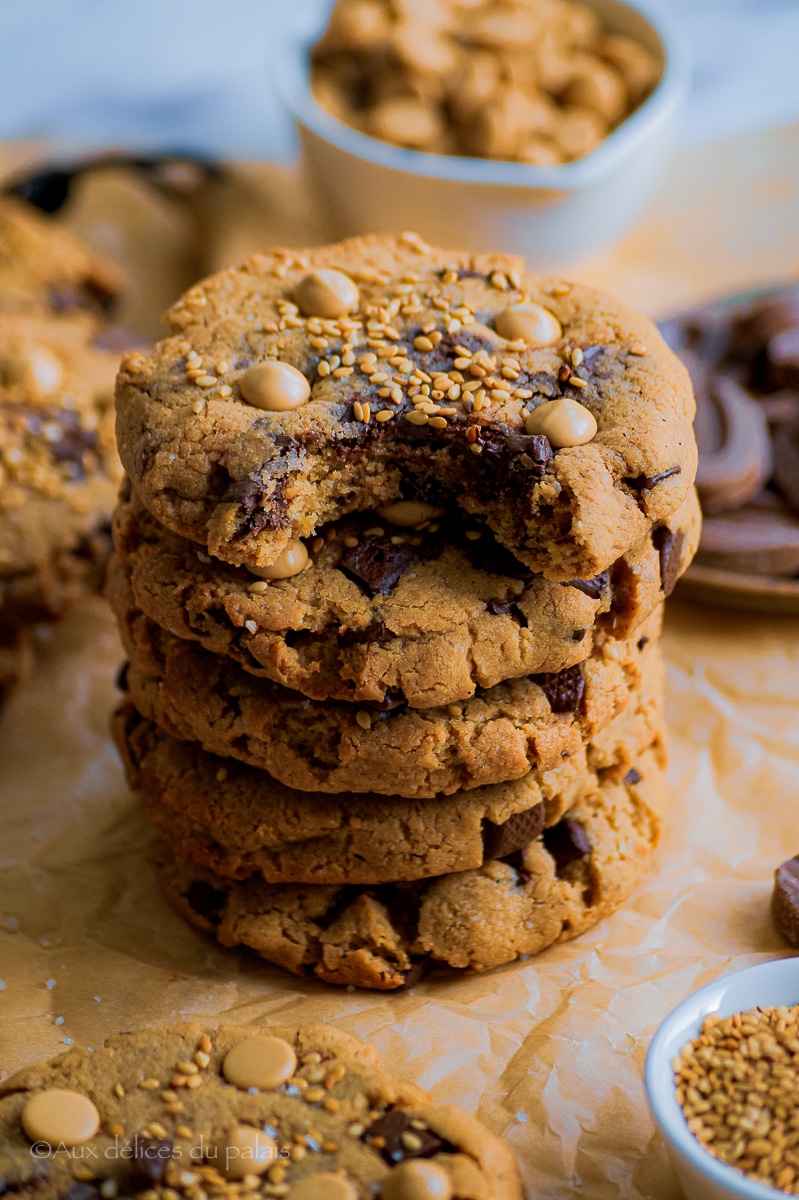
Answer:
[
  {"left": 466, "top": 425, "right": 479, "bottom": 443},
  {"left": 629, "top": 344, "right": 647, "bottom": 356},
  {"left": 453, "top": 357, "right": 471, "bottom": 370},
  {"left": 353, "top": 401, "right": 364, "bottom": 422},
  {"left": 191, "top": 399, "right": 205, "bottom": 414},
  {"left": 219, "top": 384, "right": 232, "bottom": 397},
  {"left": 569, "top": 376, "right": 588, "bottom": 389},
  {"left": 465, "top": 530, "right": 482, "bottom": 540},
  {"left": 447, "top": 383, "right": 461, "bottom": 400},
  {"left": 428, "top": 416, "right": 448, "bottom": 429},
  {"left": 515, "top": 388, "right": 533, "bottom": 399},
  {"left": 492, "top": 388, "right": 511, "bottom": 401},
  {"left": 472, "top": 393, "right": 486, "bottom": 412},
  {"left": 390, "top": 536, "right": 406, "bottom": 546},
  {"left": 470, "top": 443, "right": 484, "bottom": 454},
  {"left": 375, "top": 410, "right": 394, "bottom": 422},
  {"left": 491, "top": 272, "right": 509, "bottom": 290},
  {"left": 571, "top": 348, "right": 584, "bottom": 367},
  {"left": 344, "top": 536, "right": 359, "bottom": 548},
  {"left": 371, "top": 372, "right": 389, "bottom": 383},
  {"left": 139, "top": 1078, "right": 161, "bottom": 1090},
  {"left": 413, "top": 336, "right": 434, "bottom": 352},
  {"left": 405, "top": 411, "right": 429, "bottom": 425},
  {"left": 248, "top": 581, "right": 269, "bottom": 593},
  {"left": 333, "top": 366, "right": 354, "bottom": 378},
  {"left": 317, "top": 361, "right": 331, "bottom": 377}
]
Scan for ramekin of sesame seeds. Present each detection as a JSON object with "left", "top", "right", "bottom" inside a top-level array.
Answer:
[
  {"left": 645, "top": 958, "right": 799, "bottom": 1200},
  {"left": 277, "top": 0, "right": 688, "bottom": 268}
]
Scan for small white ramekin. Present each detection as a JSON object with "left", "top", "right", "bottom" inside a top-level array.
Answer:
[
  {"left": 645, "top": 957, "right": 799, "bottom": 1200},
  {"left": 278, "top": 0, "right": 689, "bottom": 269}
]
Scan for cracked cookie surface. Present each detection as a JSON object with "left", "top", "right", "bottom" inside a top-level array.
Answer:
[
  {"left": 114, "top": 648, "right": 664, "bottom": 884},
  {"left": 115, "top": 234, "right": 696, "bottom": 583},
  {"left": 112, "top": 480, "right": 697, "bottom": 707},
  {"left": 0, "top": 1022, "right": 521, "bottom": 1199},
  {"left": 152, "top": 746, "right": 665, "bottom": 989}
]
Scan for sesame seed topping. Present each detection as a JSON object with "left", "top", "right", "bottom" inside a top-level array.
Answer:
[{"left": 405, "top": 411, "right": 429, "bottom": 425}]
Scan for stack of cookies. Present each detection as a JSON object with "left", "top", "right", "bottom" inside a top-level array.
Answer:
[
  {"left": 108, "top": 233, "right": 699, "bottom": 989},
  {"left": 0, "top": 196, "right": 129, "bottom": 708}
]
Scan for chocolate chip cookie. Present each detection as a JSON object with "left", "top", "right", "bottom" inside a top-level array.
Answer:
[
  {"left": 0, "top": 310, "right": 125, "bottom": 628},
  {"left": 0, "top": 195, "right": 122, "bottom": 316},
  {"left": 0, "top": 1022, "right": 522, "bottom": 1199},
  {"left": 112, "top": 478, "right": 698, "bottom": 707},
  {"left": 151, "top": 745, "right": 665, "bottom": 989},
  {"left": 115, "top": 234, "right": 696, "bottom": 583},
  {"left": 111, "top": 552, "right": 662, "bottom": 796},
  {"left": 114, "top": 646, "right": 663, "bottom": 884}
]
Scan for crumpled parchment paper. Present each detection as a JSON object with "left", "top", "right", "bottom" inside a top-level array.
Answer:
[{"left": 2, "top": 594, "right": 799, "bottom": 1199}]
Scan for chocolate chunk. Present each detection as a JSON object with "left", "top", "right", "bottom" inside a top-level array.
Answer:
[
  {"left": 772, "top": 856, "right": 799, "bottom": 947},
  {"left": 461, "top": 528, "right": 532, "bottom": 580},
  {"left": 564, "top": 571, "right": 610, "bottom": 600},
  {"left": 637, "top": 635, "right": 649, "bottom": 651},
  {"left": 400, "top": 958, "right": 429, "bottom": 989},
  {"left": 572, "top": 629, "right": 587, "bottom": 642},
  {"left": 627, "top": 465, "right": 682, "bottom": 493},
  {"left": 533, "top": 663, "right": 585, "bottom": 713},
  {"left": 224, "top": 475, "right": 267, "bottom": 514},
  {"left": 483, "top": 804, "right": 546, "bottom": 860},
  {"left": 364, "top": 1111, "right": 444, "bottom": 1165},
  {"left": 543, "top": 818, "right": 591, "bottom": 871},
  {"left": 503, "top": 850, "right": 532, "bottom": 885},
  {"left": 652, "top": 526, "right": 685, "bottom": 596},
  {"left": 340, "top": 536, "right": 416, "bottom": 595},
  {"left": 623, "top": 768, "right": 642, "bottom": 785},
  {"left": 481, "top": 426, "right": 553, "bottom": 468},
  {"left": 133, "top": 1138, "right": 174, "bottom": 1185},
  {"left": 486, "top": 598, "right": 513, "bottom": 615},
  {"left": 185, "top": 880, "right": 226, "bottom": 916},
  {"left": 339, "top": 621, "right": 389, "bottom": 646},
  {"left": 115, "top": 661, "right": 130, "bottom": 693}
]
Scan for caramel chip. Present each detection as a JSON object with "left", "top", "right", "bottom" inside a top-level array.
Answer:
[
  {"left": 207, "top": 1125, "right": 277, "bottom": 1180},
  {"left": 249, "top": 540, "right": 309, "bottom": 580},
  {"left": 288, "top": 1173, "right": 358, "bottom": 1200},
  {"left": 494, "top": 303, "right": 562, "bottom": 346},
  {"left": 376, "top": 500, "right": 445, "bottom": 527},
  {"left": 222, "top": 1035, "right": 297, "bottom": 1090},
  {"left": 525, "top": 397, "right": 597, "bottom": 447},
  {"left": 21, "top": 1088, "right": 100, "bottom": 1147},
  {"left": 239, "top": 362, "right": 311, "bottom": 412},
  {"left": 381, "top": 1161, "right": 453, "bottom": 1200},
  {"left": 294, "top": 269, "right": 359, "bottom": 319}
]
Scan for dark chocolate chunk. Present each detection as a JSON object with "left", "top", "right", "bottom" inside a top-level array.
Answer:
[
  {"left": 624, "top": 768, "right": 642, "bottom": 785},
  {"left": 571, "top": 629, "right": 587, "bottom": 642},
  {"left": 400, "top": 958, "right": 429, "bottom": 989},
  {"left": 533, "top": 663, "right": 585, "bottom": 713},
  {"left": 460, "top": 528, "right": 532, "bottom": 580},
  {"left": 627, "top": 465, "right": 682, "bottom": 492},
  {"left": 481, "top": 425, "right": 553, "bottom": 468},
  {"left": 483, "top": 804, "right": 546, "bottom": 860},
  {"left": 564, "top": 571, "right": 610, "bottom": 600},
  {"left": 773, "top": 856, "right": 799, "bottom": 947},
  {"left": 637, "top": 635, "right": 649, "bottom": 651},
  {"left": 133, "top": 1138, "right": 175, "bottom": 1185},
  {"left": 223, "top": 475, "right": 267, "bottom": 514},
  {"left": 543, "top": 818, "right": 591, "bottom": 871},
  {"left": 486, "top": 598, "right": 513, "bottom": 615},
  {"left": 503, "top": 849, "right": 532, "bottom": 885},
  {"left": 364, "top": 1111, "right": 444, "bottom": 1165},
  {"left": 340, "top": 536, "right": 416, "bottom": 595},
  {"left": 185, "top": 880, "right": 226, "bottom": 916},
  {"left": 652, "top": 526, "right": 685, "bottom": 596},
  {"left": 339, "top": 621, "right": 390, "bottom": 646}
]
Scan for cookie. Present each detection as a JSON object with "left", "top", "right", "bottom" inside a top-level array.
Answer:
[
  {"left": 112, "top": 479, "right": 698, "bottom": 707},
  {"left": 113, "top": 648, "right": 663, "bottom": 884},
  {"left": 112, "top": 573, "right": 662, "bottom": 796},
  {"left": 151, "top": 746, "right": 665, "bottom": 989},
  {"left": 0, "top": 310, "right": 125, "bottom": 626},
  {"left": 0, "top": 194, "right": 123, "bottom": 316},
  {"left": 115, "top": 233, "right": 696, "bottom": 583},
  {"left": 0, "top": 1022, "right": 522, "bottom": 1199}
]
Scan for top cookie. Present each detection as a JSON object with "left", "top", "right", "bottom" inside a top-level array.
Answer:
[
  {"left": 0, "top": 195, "right": 123, "bottom": 317},
  {"left": 0, "top": 1021, "right": 521, "bottom": 1200},
  {"left": 115, "top": 234, "right": 696, "bottom": 582}
]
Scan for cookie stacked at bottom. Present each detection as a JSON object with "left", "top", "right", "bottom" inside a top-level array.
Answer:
[{"left": 108, "top": 234, "right": 699, "bottom": 987}]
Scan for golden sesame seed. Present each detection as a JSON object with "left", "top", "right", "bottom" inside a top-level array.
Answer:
[
  {"left": 317, "top": 361, "right": 331, "bottom": 377},
  {"left": 629, "top": 344, "right": 647, "bottom": 356},
  {"left": 405, "top": 411, "right": 429, "bottom": 425},
  {"left": 492, "top": 388, "right": 511, "bottom": 401},
  {"left": 186, "top": 351, "right": 199, "bottom": 361},
  {"left": 465, "top": 530, "right": 482, "bottom": 540},
  {"left": 106, "top": 1122, "right": 124, "bottom": 1138},
  {"left": 248, "top": 581, "right": 269, "bottom": 593},
  {"left": 470, "top": 443, "right": 484, "bottom": 454},
  {"left": 185, "top": 1075, "right": 201, "bottom": 1089},
  {"left": 218, "top": 384, "right": 232, "bottom": 398},
  {"left": 149, "top": 1123, "right": 169, "bottom": 1140},
  {"left": 341, "top": 351, "right": 355, "bottom": 366},
  {"left": 139, "top": 1078, "right": 161, "bottom": 1090},
  {"left": 428, "top": 416, "right": 448, "bottom": 429},
  {"left": 176, "top": 1061, "right": 199, "bottom": 1075},
  {"left": 390, "top": 387, "right": 403, "bottom": 404},
  {"left": 371, "top": 372, "right": 389, "bottom": 383},
  {"left": 362, "top": 403, "right": 371, "bottom": 423},
  {"left": 344, "top": 536, "right": 359, "bottom": 549},
  {"left": 191, "top": 399, "right": 205, "bottom": 414},
  {"left": 176, "top": 1125, "right": 194, "bottom": 1139},
  {"left": 390, "top": 536, "right": 406, "bottom": 546},
  {"left": 572, "top": 348, "right": 584, "bottom": 367},
  {"left": 161, "top": 1090, "right": 179, "bottom": 1103},
  {"left": 491, "top": 272, "right": 509, "bottom": 290},
  {"left": 453, "top": 357, "right": 471, "bottom": 370},
  {"left": 355, "top": 711, "right": 371, "bottom": 730},
  {"left": 414, "top": 336, "right": 434, "bottom": 352},
  {"left": 447, "top": 704, "right": 462, "bottom": 717},
  {"left": 347, "top": 1124, "right": 364, "bottom": 1138},
  {"left": 472, "top": 393, "right": 485, "bottom": 412},
  {"left": 447, "top": 383, "right": 461, "bottom": 400},
  {"left": 515, "top": 388, "right": 533, "bottom": 399},
  {"left": 309, "top": 336, "right": 328, "bottom": 350},
  {"left": 353, "top": 401, "right": 364, "bottom": 422},
  {"left": 569, "top": 376, "right": 588, "bottom": 388},
  {"left": 375, "top": 409, "right": 393, "bottom": 422},
  {"left": 466, "top": 425, "right": 479, "bottom": 443},
  {"left": 333, "top": 366, "right": 354, "bottom": 378}
]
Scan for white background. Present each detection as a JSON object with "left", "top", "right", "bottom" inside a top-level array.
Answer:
[{"left": 0, "top": 0, "right": 798, "bottom": 161}]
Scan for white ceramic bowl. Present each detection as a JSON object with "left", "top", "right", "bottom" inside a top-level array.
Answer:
[
  {"left": 279, "top": 0, "right": 689, "bottom": 269},
  {"left": 645, "top": 957, "right": 799, "bottom": 1200}
]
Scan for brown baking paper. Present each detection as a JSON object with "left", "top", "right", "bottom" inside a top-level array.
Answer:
[{"left": 2, "top": 593, "right": 799, "bottom": 1199}]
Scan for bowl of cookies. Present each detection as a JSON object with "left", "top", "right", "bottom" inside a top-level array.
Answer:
[{"left": 280, "top": 0, "right": 689, "bottom": 268}]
